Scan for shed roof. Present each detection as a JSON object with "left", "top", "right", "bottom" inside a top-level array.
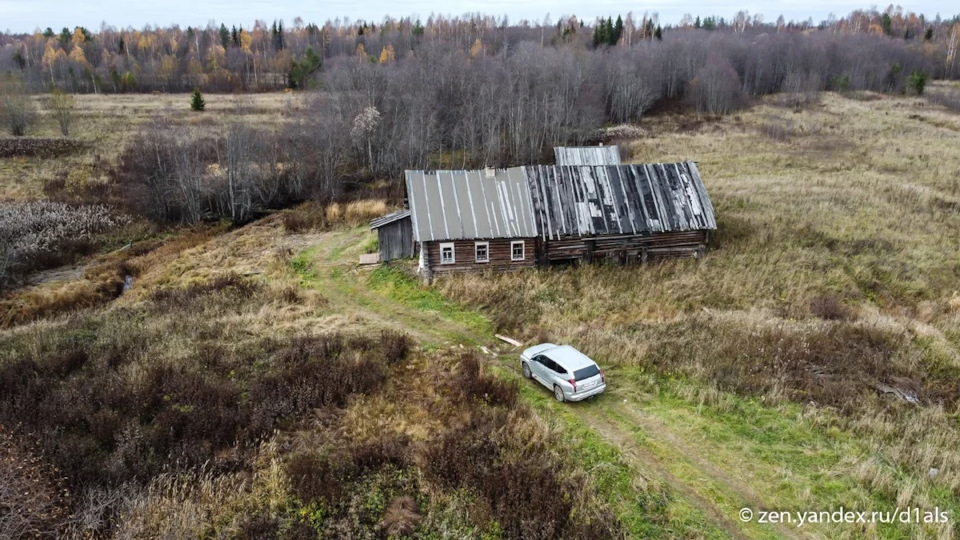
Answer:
[
  {"left": 525, "top": 162, "right": 716, "bottom": 240},
  {"left": 404, "top": 168, "right": 538, "bottom": 242},
  {"left": 370, "top": 209, "right": 411, "bottom": 230},
  {"left": 554, "top": 146, "right": 621, "bottom": 166}
]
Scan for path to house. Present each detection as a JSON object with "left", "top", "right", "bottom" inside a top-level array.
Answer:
[{"left": 290, "top": 226, "right": 815, "bottom": 540}]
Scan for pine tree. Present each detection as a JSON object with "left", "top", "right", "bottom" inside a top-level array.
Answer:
[
  {"left": 655, "top": 25, "right": 663, "bottom": 40},
  {"left": 190, "top": 88, "right": 205, "bottom": 111},
  {"left": 881, "top": 13, "right": 893, "bottom": 35},
  {"left": 694, "top": 16, "right": 701, "bottom": 29},
  {"left": 613, "top": 16, "right": 624, "bottom": 45},
  {"left": 219, "top": 24, "right": 230, "bottom": 48}
]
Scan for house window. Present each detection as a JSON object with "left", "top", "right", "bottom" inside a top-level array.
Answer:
[
  {"left": 475, "top": 242, "right": 489, "bottom": 263},
  {"left": 440, "top": 243, "right": 455, "bottom": 265},
  {"left": 511, "top": 241, "right": 525, "bottom": 261}
]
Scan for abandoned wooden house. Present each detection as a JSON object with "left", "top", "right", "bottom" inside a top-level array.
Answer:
[
  {"left": 404, "top": 168, "right": 539, "bottom": 279},
  {"left": 524, "top": 162, "right": 716, "bottom": 265},
  {"left": 554, "top": 145, "right": 621, "bottom": 166},
  {"left": 369, "top": 209, "right": 413, "bottom": 262},
  {"left": 371, "top": 159, "right": 716, "bottom": 276}
]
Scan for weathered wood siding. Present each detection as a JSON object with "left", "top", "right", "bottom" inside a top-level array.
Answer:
[
  {"left": 378, "top": 217, "right": 414, "bottom": 262},
  {"left": 424, "top": 238, "right": 537, "bottom": 275},
  {"left": 542, "top": 231, "right": 708, "bottom": 264}
]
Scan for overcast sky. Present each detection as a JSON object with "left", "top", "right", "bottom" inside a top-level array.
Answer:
[{"left": 1, "top": 1, "right": 956, "bottom": 34}]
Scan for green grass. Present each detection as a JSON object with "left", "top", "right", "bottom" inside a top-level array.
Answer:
[
  {"left": 290, "top": 246, "right": 321, "bottom": 287},
  {"left": 490, "top": 362, "right": 730, "bottom": 539},
  {"left": 366, "top": 265, "right": 493, "bottom": 339}
]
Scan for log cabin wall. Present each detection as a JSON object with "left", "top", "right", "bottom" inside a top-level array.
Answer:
[
  {"left": 424, "top": 238, "right": 537, "bottom": 275},
  {"left": 542, "top": 230, "right": 708, "bottom": 264}
]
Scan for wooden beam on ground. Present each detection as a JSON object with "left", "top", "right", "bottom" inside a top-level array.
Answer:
[{"left": 495, "top": 334, "right": 523, "bottom": 348}]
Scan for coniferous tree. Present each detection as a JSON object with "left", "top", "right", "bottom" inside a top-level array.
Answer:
[
  {"left": 219, "top": 24, "right": 230, "bottom": 48},
  {"left": 190, "top": 88, "right": 205, "bottom": 111},
  {"left": 613, "top": 16, "right": 624, "bottom": 45}
]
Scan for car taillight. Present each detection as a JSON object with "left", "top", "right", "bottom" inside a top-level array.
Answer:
[
  {"left": 600, "top": 370, "right": 605, "bottom": 383},
  {"left": 569, "top": 378, "right": 577, "bottom": 392}
]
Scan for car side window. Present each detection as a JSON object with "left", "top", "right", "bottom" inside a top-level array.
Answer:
[{"left": 553, "top": 363, "right": 567, "bottom": 375}]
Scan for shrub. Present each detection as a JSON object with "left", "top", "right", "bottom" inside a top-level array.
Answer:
[
  {"left": 381, "top": 496, "right": 422, "bottom": 537},
  {"left": 456, "top": 353, "right": 518, "bottom": 408},
  {"left": 423, "top": 408, "right": 582, "bottom": 540},
  {"left": 380, "top": 330, "right": 411, "bottom": 365},
  {"left": 0, "top": 428, "right": 70, "bottom": 538},
  {"left": 810, "top": 294, "right": 856, "bottom": 321},
  {"left": 0, "top": 75, "right": 37, "bottom": 136},
  {"left": 907, "top": 70, "right": 927, "bottom": 95}
]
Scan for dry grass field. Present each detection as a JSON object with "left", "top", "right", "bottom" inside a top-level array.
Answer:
[
  {"left": 0, "top": 92, "right": 306, "bottom": 201},
  {"left": 2, "top": 86, "right": 960, "bottom": 538}
]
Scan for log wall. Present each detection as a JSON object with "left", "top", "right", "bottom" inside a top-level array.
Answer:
[
  {"left": 423, "top": 238, "right": 537, "bottom": 276},
  {"left": 542, "top": 230, "right": 708, "bottom": 264}
]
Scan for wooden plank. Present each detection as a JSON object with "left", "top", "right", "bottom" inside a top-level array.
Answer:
[
  {"left": 495, "top": 334, "right": 523, "bottom": 347},
  {"left": 359, "top": 253, "right": 380, "bottom": 265}
]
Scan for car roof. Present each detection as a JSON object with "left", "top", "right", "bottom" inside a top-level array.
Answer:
[{"left": 531, "top": 344, "right": 596, "bottom": 371}]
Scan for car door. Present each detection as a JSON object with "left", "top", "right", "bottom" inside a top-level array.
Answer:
[
  {"left": 540, "top": 357, "right": 561, "bottom": 389},
  {"left": 530, "top": 355, "right": 549, "bottom": 387}
]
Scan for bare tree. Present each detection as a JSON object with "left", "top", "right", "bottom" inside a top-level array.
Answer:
[
  {"left": 688, "top": 55, "right": 747, "bottom": 115},
  {"left": 46, "top": 87, "right": 76, "bottom": 136},
  {"left": 0, "top": 75, "right": 37, "bottom": 137}
]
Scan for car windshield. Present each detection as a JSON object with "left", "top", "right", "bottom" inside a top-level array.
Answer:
[{"left": 573, "top": 365, "right": 600, "bottom": 381}]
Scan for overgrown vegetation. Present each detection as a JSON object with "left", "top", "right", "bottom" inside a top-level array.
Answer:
[
  {"left": 0, "top": 273, "right": 621, "bottom": 538},
  {"left": 0, "top": 201, "right": 131, "bottom": 287}
]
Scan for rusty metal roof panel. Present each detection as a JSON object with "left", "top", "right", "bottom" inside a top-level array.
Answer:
[
  {"left": 554, "top": 146, "right": 622, "bottom": 166},
  {"left": 369, "top": 209, "right": 411, "bottom": 230},
  {"left": 525, "top": 162, "right": 716, "bottom": 240},
  {"left": 404, "top": 168, "right": 538, "bottom": 242}
]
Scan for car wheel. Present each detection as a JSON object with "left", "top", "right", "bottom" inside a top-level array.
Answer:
[
  {"left": 522, "top": 362, "right": 532, "bottom": 379},
  {"left": 554, "top": 385, "right": 565, "bottom": 402}
]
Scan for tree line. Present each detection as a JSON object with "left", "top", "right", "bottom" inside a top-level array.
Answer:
[
  {"left": 0, "top": 8, "right": 958, "bottom": 93},
  {"left": 3, "top": 8, "right": 960, "bottom": 227},
  {"left": 103, "top": 27, "right": 948, "bottom": 226}
]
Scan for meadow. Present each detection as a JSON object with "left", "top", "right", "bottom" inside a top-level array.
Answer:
[{"left": 2, "top": 85, "right": 960, "bottom": 538}]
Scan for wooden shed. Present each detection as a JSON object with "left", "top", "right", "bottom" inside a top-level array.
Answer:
[
  {"left": 525, "top": 162, "right": 716, "bottom": 264},
  {"left": 404, "top": 168, "right": 538, "bottom": 280},
  {"left": 370, "top": 209, "right": 414, "bottom": 262}
]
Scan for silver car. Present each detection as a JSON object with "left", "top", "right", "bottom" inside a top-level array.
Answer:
[{"left": 520, "top": 343, "right": 606, "bottom": 402}]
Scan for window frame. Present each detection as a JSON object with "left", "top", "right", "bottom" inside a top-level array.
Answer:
[
  {"left": 475, "top": 241, "right": 490, "bottom": 263},
  {"left": 439, "top": 242, "right": 455, "bottom": 265},
  {"left": 511, "top": 240, "right": 525, "bottom": 261}
]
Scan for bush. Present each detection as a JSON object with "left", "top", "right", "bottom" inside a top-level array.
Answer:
[
  {"left": 0, "top": 428, "right": 70, "bottom": 538},
  {"left": 0, "top": 75, "right": 37, "bottom": 136},
  {"left": 810, "top": 294, "right": 855, "bottom": 321},
  {"left": 907, "top": 70, "right": 927, "bottom": 95}
]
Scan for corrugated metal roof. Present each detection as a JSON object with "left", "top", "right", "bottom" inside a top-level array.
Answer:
[
  {"left": 370, "top": 209, "right": 411, "bottom": 230},
  {"left": 525, "top": 162, "right": 716, "bottom": 240},
  {"left": 404, "top": 168, "right": 538, "bottom": 242},
  {"left": 554, "top": 146, "right": 622, "bottom": 166}
]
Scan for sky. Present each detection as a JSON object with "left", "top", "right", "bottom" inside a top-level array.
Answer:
[{"left": 1, "top": 1, "right": 956, "bottom": 34}]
